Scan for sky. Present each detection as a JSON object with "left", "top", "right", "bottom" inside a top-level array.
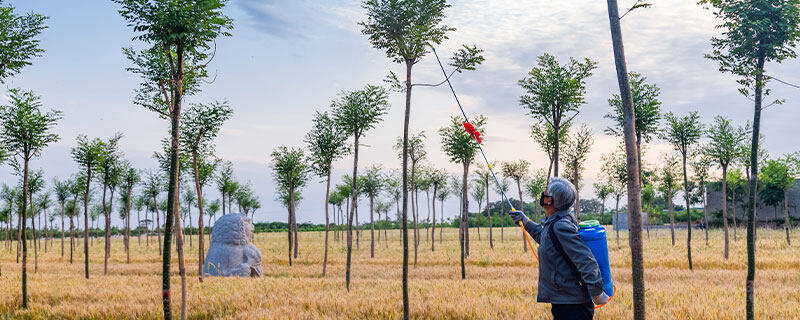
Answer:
[{"left": 2, "top": 0, "right": 798, "bottom": 227}]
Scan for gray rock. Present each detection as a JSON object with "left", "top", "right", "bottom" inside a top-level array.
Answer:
[{"left": 203, "top": 213, "right": 262, "bottom": 277}]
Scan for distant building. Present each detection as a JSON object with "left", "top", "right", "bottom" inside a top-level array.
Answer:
[
  {"left": 705, "top": 179, "right": 800, "bottom": 222},
  {"left": 612, "top": 212, "right": 648, "bottom": 231}
]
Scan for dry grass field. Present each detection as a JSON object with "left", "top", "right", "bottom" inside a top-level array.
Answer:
[{"left": 1, "top": 226, "right": 799, "bottom": 319}]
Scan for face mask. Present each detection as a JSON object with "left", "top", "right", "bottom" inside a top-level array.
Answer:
[{"left": 539, "top": 192, "right": 553, "bottom": 207}]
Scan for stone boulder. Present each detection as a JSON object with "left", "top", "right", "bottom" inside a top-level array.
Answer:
[{"left": 203, "top": 213, "right": 263, "bottom": 277}]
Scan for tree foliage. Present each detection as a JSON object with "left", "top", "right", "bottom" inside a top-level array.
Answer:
[
  {"left": 305, "top": 111, "right": 350, "bottom": 179},
  {"left": 0, "top": 2, "right": 48, "bottom": 81},
  {"left": 439, "top": 116, "right": 486, "bottom": 165}
]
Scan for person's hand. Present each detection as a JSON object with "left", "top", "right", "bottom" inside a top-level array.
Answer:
[
  {"left": 509, "top": 210, "right": 529, "bottom": 226},
  {"left": 592, "top": 292, "right": 610, "bottom": 305}
]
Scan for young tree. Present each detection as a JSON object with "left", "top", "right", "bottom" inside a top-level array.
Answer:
[
  {"left": 0, "top": 88, "right": 62, "bottom": 308},
  {"left": 360, "top": 165, "right": 384, "bottom": 258},
  {"left": 52, "top": 178, "right": 70, "bottom": 257},
  {"left": 501, "top": 159, "right": 530, "bottom": 251},
  {"left": 440, "top": 115, "right": 486, "bottom": 280},
  {"left": 393, "top": 132, "right": 426, "bottom": 265},
  {"left": 594, "top": 181, "right": 613, "bottom": 216},
  {"left": 601, "top": 143, "right": 629, "bottom": 247},
  {"left": 96, "top": 133, "right": 122, "bottom": 275},
  {"left": 700, "top": 1, "right": 800, "bottom": 316},
  {"left": 705, "top": 115, "right": 746, "bottom": 258},
  {"left": 691, "top": 154, "right": 712, "bottom": 245},
  {"left": 474, "top": 166, "right": 493, "bottom": 248},
  {"left": 562, "top": 125, "right": 594, "bottom": 219},
  {"left": 72, "top": 136, "right": 106, "bottom": 279},
  {"left": 215, "top": 161, "right": 234, "bottom": 216},
  {"left": 761, "top": 154, "right": 799, "bottom": 245},
  {"left": 67, "top": 176, "right": 84, "bottom": 263},
  {"left": 180, "top": 101, "right": 231, "bottom": 282},
  {"left": 662, "top": 111, "right": 704, "bottom": 270},
  {"left": 658, "top": 154, "right": 681, "bottom": 246},
  {"left": 604, "top": 1, "right": 649, "bottom": 317},
  {"left": 270, "top": 146, "right": 309, "bottom": 268},
  {"left": 205, "top": 199, "right": 220, "bottom": 227},
  {"left": 727, "top": 168, "right": 745, "bottom": 241},
  {"left": 641, "top": 182, "right": 655, "bottom": 236},
  {"left": 142, "top": 170, "right": 163, "bottom": 254},
  {"left": 119, "top": 161, "right": 139, "bottom": 264},
  {"left": 606, "top": 72, "right": 662, "bottom": 185},
  {"left": 518, "top": 53, "right": 597, "bottom": 177},
  {"left": 530, "top": 122, "right": 570, "bottom": 178},
  {"left": 332, "top": 84, "right": 389, "bottom": 291},
  {"left": 470, "top": 177, "right": 485, "bottom": 240},
  {"left": 114, "top": 1, "right": 232, "bottom": 317},
  {"left": 525, "top": 170, "right": 548, "bottom": 222},
  {"left": 494, "top": 177, "right": 511, "bottom": 242},
  {"left": 735, "top": 127, "right": 767, "bottom": 241},
  {"left": 27, "top": 170, "right": 44, "bottom": 272},
  {"left": 305, "top": 110, "right": 349, "bottom": 276},
  {"left": 427, "top": 169, "right": 446, "bottom": 250},
  {"left": 360, "top": 2, "right": 483, "bottom": 315}
]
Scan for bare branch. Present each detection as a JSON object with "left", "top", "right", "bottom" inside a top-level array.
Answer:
[{"left": 412, "top": 68, "right": 458, "bottom": 87}]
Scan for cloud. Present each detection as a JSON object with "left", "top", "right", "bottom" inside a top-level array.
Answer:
[{"left": 237, "top": 0, "right": 304, "bottom": 37}]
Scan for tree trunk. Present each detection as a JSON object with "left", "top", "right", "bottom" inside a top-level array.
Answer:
[
  {"left": 722, "top": 164, "right": 729, "bottom": 259},
  {"left": 192, "top": 152, "right": 206, "bottom": 282},
  {"left": 84, "top": 167, "right": 92, "bottom": 279},
  {"left": 370, "top": 194, "right": 375, "bottom": 258},
  {"left": 162, "top": 44, "right": 187, "bottom": 320},
  {"left": 154, "top": 196, "right": 162, "bottom": 256},
  {"left": 682, "top": 152, "right": 693, "bottom": 270},
  {"left": 426, "top": 191, "right": 431, "bottom": 242},
  {"left": 785, "top": 188, "right": 791, "bottom": 246},
  {"left": 31, "top": 193, "right": 37, "bottom": 273},
  {"left": 432, "top": 185, "right": 437, "bottom": 251},
  {"left": 669, "top": 192, "right": 675, "bottom": 246},
  {"left": 102, "top": 183, "right": 109, "bottom": 275},
  {"left": 401, "top": 59, "right": 412, "bottom": 320},
  {"left": 126, "top": 187, "right": 133, "bottom": 264},
  {"left": 439, "top": 200, "right": 444, "bottom": 243},
  {"left": 288, "top": 185, "right": 293, "bottom": 267},
  {"left": 70, "top": 214, "right": 74, "bottom": 264},
  {"left": 323, "top": 169, "right": 331, "bottom": 277},
  {"left": 486, "top": 179, "right": 493, "bottom": 249},
  {"left": 345, "top": 135, "right": 360, "bottom": 291},
  {"left": 293, "top": 203, "right": 299, "bottom": 258},
  {"left": 606, "top": 1, "right": 645, "bottom": 317},
  {"left": 20, "top": 157, "right": 30, "bottom": 308},
  {"left": 745, "top": 52, "right": 765, "bottom": 320},
  {"left": 411, "top": 166, "right": 417, "bottom": 267},
  {"left": 553, "top": 122, "right": 560, "bottom": 177},
  {"left": 460, "top": 160, "right": 469, "bottom": 279},
  {"left": 703, "top": 182, "right": 708, "bottom": 245}
]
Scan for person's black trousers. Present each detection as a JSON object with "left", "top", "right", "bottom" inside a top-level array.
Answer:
[{"left": 551, "top": 301, "right": 594, "bottom": 320}]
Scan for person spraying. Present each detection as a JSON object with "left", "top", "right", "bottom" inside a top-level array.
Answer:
[{"left": 510, "top": 177, "right": 610, "bottom": 320}]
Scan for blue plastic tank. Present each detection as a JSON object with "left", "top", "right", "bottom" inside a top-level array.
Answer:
[{"left": 578, "top": 220, "right": 614, "bottom": 297}]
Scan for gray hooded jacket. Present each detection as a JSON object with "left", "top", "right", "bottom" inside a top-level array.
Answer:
[{"left": 524, "top": 210, "right": 604, "bottom": 304}]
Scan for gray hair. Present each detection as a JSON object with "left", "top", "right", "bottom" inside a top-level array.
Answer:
[{"left": 548, "top": 177, "right": 576, "bottom": 211}]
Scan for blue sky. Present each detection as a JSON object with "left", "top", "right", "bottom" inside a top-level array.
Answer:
[{"left": 2, "top": 0, "right": 798, "bottom": 227}]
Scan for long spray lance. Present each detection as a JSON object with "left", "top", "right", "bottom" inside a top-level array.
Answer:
[
  {"left": 432, "top": 47, "right": 618, "bottom": 307},
  {"left": 431, "top": 47, "right": 538, "bottom": 259}
]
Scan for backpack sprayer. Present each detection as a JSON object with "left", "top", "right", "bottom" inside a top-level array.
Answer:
[{"left": 430, "top": 47, "right": 615, "bottom": 308}]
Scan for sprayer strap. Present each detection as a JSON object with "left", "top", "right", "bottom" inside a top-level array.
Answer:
[{"left": 547, "top": 215, "right": 587, "bottom": 293}]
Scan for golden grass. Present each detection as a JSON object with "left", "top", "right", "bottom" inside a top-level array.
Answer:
[{"left": 1, "top": 226, "right": 799, "bottom": 319}]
